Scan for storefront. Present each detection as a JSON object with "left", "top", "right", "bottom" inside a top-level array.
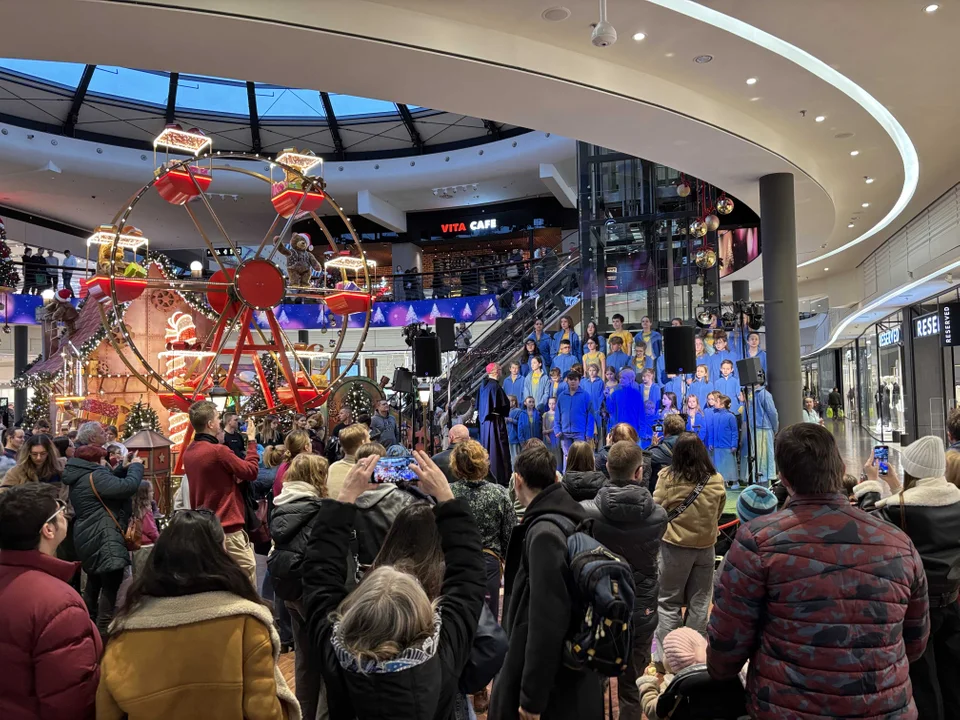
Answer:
[{"left": 801, "top": 348, "right": 840, "bottom": 411}]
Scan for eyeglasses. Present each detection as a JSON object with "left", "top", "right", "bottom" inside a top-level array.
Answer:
[{"left": 44, "top": 499, "right": 67, "bottom": 525}]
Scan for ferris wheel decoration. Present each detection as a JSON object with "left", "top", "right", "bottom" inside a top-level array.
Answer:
[{"left": 90, "top": 129, "right": 374, "bottom": 457}]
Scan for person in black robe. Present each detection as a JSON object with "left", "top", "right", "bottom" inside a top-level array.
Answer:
[{"left": 477, "top": 362, "right": 511, "bottom": 486}]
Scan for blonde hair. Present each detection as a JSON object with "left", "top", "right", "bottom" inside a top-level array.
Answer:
[
  {"left": 262, "top": 445, "right": 285, "bottom": 469},
  {"left": 451, "top": 440, "right": 490, "bottom": 482},
  {"left": 947, "top": 450, "right": 960, "bottom": 489},
  {"left": 356, "top": 441, "right": 386, "bottom": 460},
  {"left": 285, "top": 454, "right": 329, "bottom": 497},
  {"left": 339, "top": 424, "right": 370, "bottom": 456},
  {"left": 284, "top": 430, "right": 312, "bottom": 461},
  {"left": 334, "top": 565, "right": 437, "bottom": 665}
]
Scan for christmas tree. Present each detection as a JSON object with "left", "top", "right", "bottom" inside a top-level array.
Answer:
[
  {"left": 429, "top": 304, "right": 440, "bottom": 320},
  {"left": 0, "top": 218, "right": 22, "bottom": 289},
  {"left": 12, "top": 372, "right": 52, "bottom": 430},
  {"left": 245, "top": 353, "right": 281, "bottom": 416},
  {"left": 372, "top": 306, "right": 385, "bottom": 324},
  {"left": 123, "top": 399, "right": 161, "bottom": 439},
  {"left": 461, "top": 304, "right": 473, "bottom": 320},
  {"left": 404, "top": 305, "right": 419, "bottom": 324},
  {"left": 343, "top": 380, "right": 372, "bottom": 418}
]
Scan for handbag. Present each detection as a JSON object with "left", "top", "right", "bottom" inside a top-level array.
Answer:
[
  {"left": 459, "top": 603, "right": 508, "bottom": 694},
  {"left": 88, "top": 472, "right": 141, "bottom": 551}
]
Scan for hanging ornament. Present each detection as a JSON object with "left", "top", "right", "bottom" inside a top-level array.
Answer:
[
  {"left": 696, "top": 274, "right": 705, "bottom": 287},
  {"left": 704, "top": 214, "right": 721, "bottom": 232},
  {"left": 696, "top": 248, "right": 718, "bottom": 269},
  {"left": 689, "top": 219, "right": 708, "bottom": 238},
  {"left": 716, "top": 196, "right": 735, "bottom": 215},
  {"left": 676, "top": 181, "right": 692, "bottom": 198}
]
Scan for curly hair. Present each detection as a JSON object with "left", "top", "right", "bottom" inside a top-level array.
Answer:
[
  {"left": 451, "top": 439, "right": 490, "bottom": 482},
  {"left": 284, "top": 453, "right": 329, "bottom": 497}
]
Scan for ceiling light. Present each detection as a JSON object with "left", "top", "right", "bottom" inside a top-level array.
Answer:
[
  {"left": 924, "top": 4, "right": 939, "bottom": 13},
  {"left": 746, "top": 77, "right": 758, "bottom": 85},
  {"left": 750, "top": 97, "right": 761, "bottom": 102},
  {"left": 850, "top": 150, "right": 860, "bottom": 156},
  {"left": 693, "top": 55, "right": 713, "bottom": 63},
  {"left": 824, "top": 268, "right": 830, "bottom": 271},
  {"left": 848, "top": 223, "right": 856, "bottom": 228},
  {"left": 541, "top": 6, "right": 571, "bottom": 21},
  {"left": 632, "top": 32, "right": 646, "bottom": 41},
  {"left": 815, "top": 115, "right": 826, "bottom": 122},
  {"left": 862, "top": 202, "right": 870, "bottom": 208},
  {"left": 865, "top": 177, "right": 875, "bottom": 184}
]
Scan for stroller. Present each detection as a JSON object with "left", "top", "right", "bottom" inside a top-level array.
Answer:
[{"left": 655, "top": 664, "right": 748, "bottom": 720}]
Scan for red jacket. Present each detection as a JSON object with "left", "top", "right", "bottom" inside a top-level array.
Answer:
[
  {"left": 0, "top": 550, "right": 102, "bottom": 720},
  {"left": 184, "top": 434, "right": 259, "bottom": 533}
]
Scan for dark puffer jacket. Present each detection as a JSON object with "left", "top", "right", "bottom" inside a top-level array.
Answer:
[
  {"left": 267, "top": 482, "right": 325, "bottom": 601},
  {"left": 561, "top": 470, "right": 608, "bottom": 501},
  {"left": 708, "top": 493, "right": 930, "bottom": 720},
  {"left": 353, "top": 484, "right": 417, "bottom": 567},
  {"left": 62, "top": 457, "right": 143, "bottom": 576},
  {"left": 581, "top": 483, "right": 667, "bottom": 639}
]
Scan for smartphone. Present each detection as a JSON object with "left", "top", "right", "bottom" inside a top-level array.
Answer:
[
  {"left": 652, "top": 421, "right": 664, "bottom": 434},
  {"left": 874, "top": 445, "right": 890, "bottom": 476},
  {"left": 373, "top": 456, "right": 419, "bottom": 484}
]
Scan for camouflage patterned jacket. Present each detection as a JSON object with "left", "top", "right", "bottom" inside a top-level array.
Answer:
[{"left": 707, "top": 493, "right": 930, "bottom": 720}]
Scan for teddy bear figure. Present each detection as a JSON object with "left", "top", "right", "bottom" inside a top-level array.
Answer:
[
  {"left": 97, "top": 242, "right": 126, "bottom": 276},
  {"left": 47, "top": 288, "right": 80, "bottom": 338},
  {"left": 277, "top": 232, "right": 322, "bottom": 288}
]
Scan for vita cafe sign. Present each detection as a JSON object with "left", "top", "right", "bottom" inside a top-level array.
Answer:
[{"left": 440, "top": 218, "right": 498, "bottom": 233}]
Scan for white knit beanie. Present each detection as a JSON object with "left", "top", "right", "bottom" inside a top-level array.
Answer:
[{"left": 901, "top": 435, "right": 946, "bottom": 479}]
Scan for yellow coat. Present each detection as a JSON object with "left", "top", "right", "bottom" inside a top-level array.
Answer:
[
  {"left": 96, "top": 591, "right": 300, "bottom": 720},
  {"left": 653, "top": 470, "right": 726, "bottom": 549}
]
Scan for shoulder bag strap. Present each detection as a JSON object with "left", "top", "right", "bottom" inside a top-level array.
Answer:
[
  {"left": 899, "top": 489, "right": 908, "bottom": 532},
  {"left": 667, "top": 475, "right": 709, "bottom": 522},
  {"left": 88, "top": 472, "right": 124, "bottom": 534}
]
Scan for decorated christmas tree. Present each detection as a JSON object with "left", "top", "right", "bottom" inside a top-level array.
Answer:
[
  {"left": 11, "top": 372, "right": 52, "bottom": 429},
  {"left": 123, "top": 399, "right": 162, "bottom": 439},
  {"left": 245, "top": 353, "right": 281, "bottom": 416},
  {"left": 343, "top": 380, "right": 372, "bottom": 418},
  {"left": 0, "top": 217, "right": 22, "bottom": 289},
  {"left": 404, "top": 305, "right": 419, "bottom": 324}
]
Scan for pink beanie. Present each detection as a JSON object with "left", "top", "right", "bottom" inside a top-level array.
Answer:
[{"left": 662, "top": 628, "right": 707, "bottom": 673}]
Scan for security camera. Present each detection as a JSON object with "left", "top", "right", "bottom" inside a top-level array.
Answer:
[
  {"left": 591, "top": 0, "right": 617, "bottom": 47},
  {"left": 592, "top": 20, "right": 617, "bottom": 47}
]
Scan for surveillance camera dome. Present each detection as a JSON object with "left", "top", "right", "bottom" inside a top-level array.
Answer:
[{"left": 591, "top": 20, "right": 617, "bottom": 47}]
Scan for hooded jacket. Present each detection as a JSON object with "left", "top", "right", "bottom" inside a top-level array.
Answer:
[
  {"left": 62, "top": 455, "right": 143, "bottom": 575},
  {"left": 561, "top": 469, "right": 609, "bottom": 502},
  {"left": 353, "top": 483, "right": 417, "bottom": 567},
  {"left": 872, "top": 476, "right": 960, "bottom": 598},
  {"left": 301, "top": 498, "right": 484, "bottom": 720},
  {"left": 492, "top": 483, "right": 604, "bottom": 720},
  {"left": 97, "top": 591, "right": 299, "bottom": 720},
  {"left": 267, "top": 481, "right": 325, "bottom": 602},
  {"left": 0, "top": 550, "right": 102, "bottom": 720},
  {"left": 581, "top": 483, "right": 667, "bottom": 637}
]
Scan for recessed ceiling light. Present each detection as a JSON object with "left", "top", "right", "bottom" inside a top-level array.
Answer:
[
  {"left": 924, "top": 4, "right": 939, "bottom": 13},
  {"left": 665, "top": 52, "right": 675, "bottom": 57},
  {"left": 865, "top": 177, "right": 875, "bottom": 184},
  {"left": 850, "top": 150, "right": 860, "bottom": 156},
  {"left": 694, "top": 55, "right": 713, "bottom": 64},
  {"left": 541, "top": 6, "right": 571, "bottom": 21},
  {"left": 749, "top": 97, "right": 761, "bottom": 102},
  {"left": 824, "top": 267, "right": 830, "bottom": 271},
  {"left": 848, "top": 223, "right": 856, "bottom": 228},
  {"left": 746, "top": 77, "right": 758, "bottom": 85},
  {"left": 815, "top": 115, "right": 826, "bottom": 122},
  {"left": 862, "top": 202, "right": 870, "bottom": 208},
  {"left": 632, "top": 32, "right": 646, "bottom": 41}
]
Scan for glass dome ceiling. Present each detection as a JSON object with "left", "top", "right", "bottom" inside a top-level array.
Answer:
[{"left": 0, "top": 59, "right": 527, "bottom": 159}]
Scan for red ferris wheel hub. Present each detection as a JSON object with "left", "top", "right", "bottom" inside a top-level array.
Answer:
[{"left": 235, "top": 259, "right": 286, "bottom": 310}]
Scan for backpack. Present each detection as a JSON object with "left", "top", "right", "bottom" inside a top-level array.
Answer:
[{"left": 526, "top": 513, "right": 636, "bottom": 676}]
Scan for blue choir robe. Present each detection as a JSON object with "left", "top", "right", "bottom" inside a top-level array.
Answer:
[
  {"left": 638, "top": 330, "right": 663, "bottom": 359},
  {"left": 606, "top": 351, "right": 631, "bottom": 374},
  {"left": 526, "top": 331, "right": 553, "bottom": 367},
  {"left": 628, "top": 355, "right": 655, "bottom": 375},
  {"left": 523, "top": 370, "right": 550, "bottom": 410},
  {"left": 639, "top": 383, "right": 662, "bottom": 443},
  {"left": 552, "top": 352, "right": 577, "bottom": 378},
  {"left": 517, "top": 408, "right": 542, "bottom": 445},
  {"left": 686, "top": 410, "right": 708, "bottom": 442},
  {"left": 583, "top": 377, "right": 606, "bottom": 419},
  {"left": 520, "top": 358, "right": 534, "bottom": 376},
  {"left": 662, "top": 376, "right": 686, "bottom": 405},
  {"left": 477, "top": 377, "right": 511, "bottom": 486},
  {"left": 551, "top": 330, "right": 581, "bottom": 360},
  {"left": 713, "top": 374, "right": 742, "bottom": 416},
  {"left": 687, "top": 378, "right": 713, "bottom": 412},
  {"left": 502, "top": 374, "right": 525, "bottom": 402},
  {"left": 655, "top": 354, "right": 667, "bottom": 384},
  {"left": 703, "top": 407, "right": 718, "bottom": 448},
  {"left": 712, "top": 407, "right": 740, "bottom": 482},
  {"left": 694, "top": 353, "right": 713, "bottom": 379},
  {"left": 585, "top": 335, "right": 607, "bottom": 353},
  {"left": 507, "top": 407, "right": 522, "bottom": 445},
  {"left": 608, "top": 384, "right": 644, "bottom": 436},
  {"left": 710, "top": 349, "right": 738, "bottom": 381}
]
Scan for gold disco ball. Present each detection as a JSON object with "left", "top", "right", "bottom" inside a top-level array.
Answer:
[
  {"left": 696, "top": 248, "right": 718, "bottom": 269},
  {"left": 716, "top": 196, "right": 735, "bottom": 215},
  {"left": 689, "top": 219, "right": 708, "bottom": 238},
  {"left": 705, "top": 213, "right": 720, "bottom": 232},
  {"left": 676, "top": 182, "right": 692, "bottom": 198}
]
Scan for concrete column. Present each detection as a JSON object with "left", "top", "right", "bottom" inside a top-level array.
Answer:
[
  {"left": 732, "top": 280, "right": 750, "bottom": 303},
  {"left": 391, "top": 243, "right": 422, "bottom": 273},
  {"left": 760, "top": 173, "right": 802, "bottom": 427},
  {"left": 14, "top": 325, "right": 27, "bottom": 422}
]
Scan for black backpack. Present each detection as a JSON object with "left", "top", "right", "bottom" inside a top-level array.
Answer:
[
  {"left": 527, "top": 514, "right": 636, "bottom": 676},
  {"left": 655, "top": 664, "right": 748, "bottom": 720}
]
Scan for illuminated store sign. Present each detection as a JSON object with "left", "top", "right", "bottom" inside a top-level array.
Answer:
[
  {"left": 913, "top": 312, "right": 940, "bottom": 339},
  {"left": 878, "top": 327, "right": 901, "bottom": 347},
  {"left": 940, "top": 302, "right": 960, "bottom": 346},
  {"left": 440, "top": 218, "right": 498, "bottom": 233}
]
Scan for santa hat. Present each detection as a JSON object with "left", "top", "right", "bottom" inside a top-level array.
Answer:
[
  {"left": 55, "top": 288, "right": 72, "bottom": 303},
  {"left": 294, "top": 232, "right": 313, "bottom": 250}
]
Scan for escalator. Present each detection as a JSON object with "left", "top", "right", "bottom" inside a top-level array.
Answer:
[{"left": 443, "top": 251, "right": 582, "bottom": 406}]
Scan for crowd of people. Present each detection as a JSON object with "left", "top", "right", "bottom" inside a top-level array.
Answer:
[
  {"left": 2, "top": 345, "right": 960, "bottom": 719},
  {"left": 18, "top": 247, "right": 80, "bottom": 296}
]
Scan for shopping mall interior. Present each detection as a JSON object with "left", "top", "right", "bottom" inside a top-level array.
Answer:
[{"left": 1, "top": 1, "right": 959, "bottom": 718}]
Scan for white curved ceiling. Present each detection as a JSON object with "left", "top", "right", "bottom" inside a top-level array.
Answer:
[{"left": 0, "top": 0, "right": 956, "bottom": 283}]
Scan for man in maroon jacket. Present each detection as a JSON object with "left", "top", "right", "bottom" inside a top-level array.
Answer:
[
  {"left": 0, "top": 483, "right": 101, "bottom": 720},
  {"left": 184, "top": 400, "right": 259, "bottom": 586}
]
